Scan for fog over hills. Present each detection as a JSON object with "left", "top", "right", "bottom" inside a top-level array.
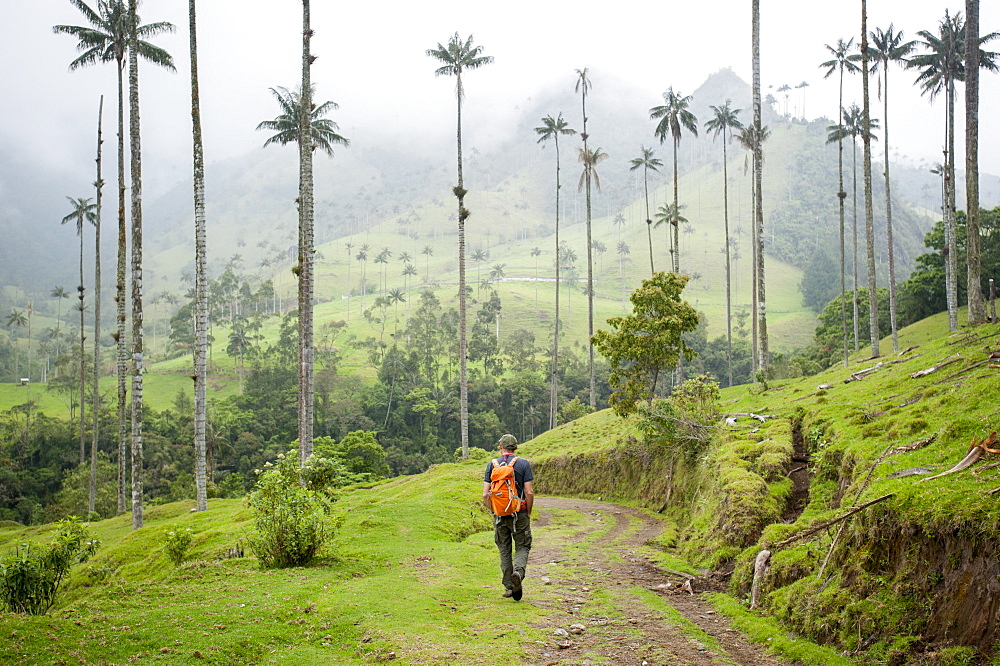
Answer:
[{"left": 2, "top": 68, "right": 996, "bottom": 351}]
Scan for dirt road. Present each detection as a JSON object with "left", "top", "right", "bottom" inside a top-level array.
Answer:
[{"left": 520, "top": 497, "right": 791, "bottom": 666}]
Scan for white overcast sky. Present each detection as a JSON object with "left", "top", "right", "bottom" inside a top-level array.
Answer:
[{"left": 4, "top": 0, "right": 999, "bottom": 197}]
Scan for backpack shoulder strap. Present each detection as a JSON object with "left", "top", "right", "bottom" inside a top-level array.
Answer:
[{"left": 491, "top": 458, "right": 501, "bottom": 469}]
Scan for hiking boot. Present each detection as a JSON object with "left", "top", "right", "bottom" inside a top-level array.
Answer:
[
  {"left": 511, "top": 571, "right": 523, "bottom": 601},
  {"left": 502, "top": 589, "right": 513, "bottom": 598}
]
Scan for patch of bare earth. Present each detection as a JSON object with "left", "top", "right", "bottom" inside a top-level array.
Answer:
[{"left": 519, "top": 497, "right": 791, "bottom": 666}]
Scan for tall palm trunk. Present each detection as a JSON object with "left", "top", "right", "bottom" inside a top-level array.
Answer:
[
  {"left": 722, "top": 131, "right": 733, "bottom": 386},
  {"left": 644, "top": 169, "right": 654, "bottom": 274},
  {"left": 90, "top": 96, "right": 104, "bottom": 515},
  {"left": 581, "top": 86, "right": 595, "bottom": 409},
  {"left": 456, "top": 83, "right": 469, "bottom": 459},
  {"left": 190, "top": 0, "right": 208, "bottom": 510},
  {"left": 297, "top": 0, "right": 316, "bottom": 466},
  {"left": 966, "top": 0, "right": 984, "bottom": 324},
  {"left": 128, "top": 0, "right": 145, "bottom": 530},
  {"left": 78, "top": 212, "right": 86, "bottom": 466},
  {"left": 861, "top": 0, "right": 880, "bottom": 358},
  {"left": 671, "top": 140, "right": 680, "bottom": 273},
  {"left": 752, "top": 0, "right": 768, "bottom": 371},
  {"left": 116, "top": 56, "right": 128, "bottom": 516},
  {"left": 550, "top": 135, "right": 562, "bottom": 430},
  {"left": 882, "top": 61, "right": 899, "bottom": 352},
  {"left": 852, "top": 135, "right": 860, "bottom": 351},
  {"left": 837, "top": 73, "right": 848, "bottom": 367},
  {"left": 945, "top": 77, "right": 958, "bottom": 332}
]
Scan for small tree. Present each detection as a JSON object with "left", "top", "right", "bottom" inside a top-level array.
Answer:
[
  {"left": 592, "top": 272, "right": 699, "bottom": 417},
  {"left": 246, "top": 450, "right": 337, "bottom": 568},
  {"left": 0, "top": 518, "right": 99, "bottom": 615}
]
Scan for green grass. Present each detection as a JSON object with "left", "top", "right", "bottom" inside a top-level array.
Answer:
[
  {"left": 0, "top": 463, "right": 558, "bottom": 665},
  {"left": 706, "top": 593, "right": 854, "bottom": 666}
]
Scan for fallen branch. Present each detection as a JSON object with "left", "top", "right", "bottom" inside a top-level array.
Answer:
[
  {"left": 919, "top": 432, "right": 999, "bottom": 482},
  {"left": 909, "top": 355, "right": 962, "bottom": 379},
  {"left": 972, "top": 461, "right": 1000, "bottom": 476},
  {"left": 887, "top": 435, "right": 936, "bottom": 456},
  {"left": 772, "top": 493, "right": 895, "bottom": 550},
  {"left": 988, "top": 487, "right": 1000, "bottom": 496},
  {"left": 897, "top": 345, "right": 920, "bottom": 356},
  {"left": 846, "top": 362, "right": 886, "bottom": 382},
  {"left": 934, "top": 359, "right": 992, "bottom": 384}
]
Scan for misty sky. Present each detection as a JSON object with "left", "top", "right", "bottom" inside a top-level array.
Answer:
[{"left": 4, "top": 0, "right": 999, "bottom": 200}]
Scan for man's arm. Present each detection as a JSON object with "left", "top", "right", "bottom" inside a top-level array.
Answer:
[
  {"left": 482, "top": 481, "right": 492, "bottom": 513},
  {"left": 522, "top": 480, "right": 534, "bottom": 516}
]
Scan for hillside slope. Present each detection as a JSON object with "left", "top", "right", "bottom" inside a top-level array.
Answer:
[{"left": 528, "top": 311, "right": 1000, "bottom": 663}]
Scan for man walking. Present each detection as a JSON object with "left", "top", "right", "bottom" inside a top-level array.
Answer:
[{"left": 483, "top": 434, "right": 534, "bottom": 600}]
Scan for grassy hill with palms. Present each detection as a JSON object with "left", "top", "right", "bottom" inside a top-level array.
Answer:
[{"left": 2, "top": 309, "right": 998, "bottom": 664}]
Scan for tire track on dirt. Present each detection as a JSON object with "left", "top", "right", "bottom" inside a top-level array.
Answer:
[{"left": 522, "top": 497, "right": 790, "bottom": 666}]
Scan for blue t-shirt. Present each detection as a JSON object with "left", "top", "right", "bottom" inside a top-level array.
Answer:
[{"left": 484, "top": 454, "right": 533, "bottom": 501}]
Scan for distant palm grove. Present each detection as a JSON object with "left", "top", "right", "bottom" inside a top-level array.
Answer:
[{"left": 0, "top": 0, "right": 997, "bottom": 527}]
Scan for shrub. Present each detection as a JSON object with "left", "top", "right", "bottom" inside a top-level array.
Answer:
[
  {"left": 163, "top": 529, "right": 194, "bottom": 566},
  {"left": 246, "top": 451, "right": 336, "bottom": 568},
  {"left": 0, "top": 517, "right": 99, "bottom": 614}
]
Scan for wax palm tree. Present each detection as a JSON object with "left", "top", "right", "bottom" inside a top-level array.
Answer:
[
  {"left": 402, "top": 263, "right": 417, "bottom": 321},
  {"left": 62, "top": 196, "right": 96, "bottom": 465},
  {"left": 578, "top": 145, "right": 609, "bottom": 371},
  {"left": 54, "top": 0, "right": 174, "bottom": 517},
  {"left": 471, "top": 248, "right": 488, "bottom": 295},
  {"left": 650, "top": 87, "right": 698, "bottom": 273},
  {"left": 575, "top": 67, "right": 597, "bottom": 409},
  {"left": 6, "top": 310, "right": 27, "bottom": 380},
  {"left": 868, "top": 26, "right": 916, "bottom": 353},
  {"left": 421, "top": 245, "right": 433, "bottom": 283},
  {"left": 735, "top": 121, "right": 770, "bottom": 373},
  {"left": 90, "top": 97, "right": 105, "bottom": 517},
  {"left": 387, "top": 287, "right": 405, "bottom": 337},
  {"left": 374, "top": 249, "right": 390, "bottom": 295},
  {"left": 295, "top": 0, "right": 317, "bottom": 465},
  {"left": 50, "top": 286, "right": 69, "bottom": 332},
  {"left": 255, "top": 86, "right": 349, "bottom": 156},
  {"left": 966, "top": 1, "right": 983, "bottom": 325},
  {"left": 187, "top": 0, "right": 208, "bottom": 512},
  {"left": 426, "top": 32, "right": 493, "bottom": 460},
  {"left": 821, "top": 39, "right": 859, "bottom": 367},
  {"left": 356, "top": 244, "right": 370, "bottom": 311},
  {"left": 840, "top": 104, "right": 878, "bottom": 351},
  {"left": 344, "top": 242, "right": 354, "bottom": 320},
  {"left": 489, "top": 263, "right": 506, "bottom": 284},
  {"left": 534, "top": 113, "right": 575, "bottom": 429},
  {"left": 705, "top": 100, "right": 744, "bottom": 386},
  {"left": 751, "top": 0, "right": 768, "bottom": 372},
  {"left": 909, "top": 11, "right": 998, "bottom": 332},
  {"left": 858, "top": 0, "right": 882, "bottom": 358},
  {"left": 629, "top": 146, "right": 663, "bottom": 275},
  {"left": 654, "top": 203, "right": 687, "bottom": 229},
  {"left": 530, "top": 247, "right": 541, "bottom": 305}
]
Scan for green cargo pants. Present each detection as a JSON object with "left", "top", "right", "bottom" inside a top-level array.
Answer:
[{"left": 494, "top": 510, "right": 532, "bottom": 591}]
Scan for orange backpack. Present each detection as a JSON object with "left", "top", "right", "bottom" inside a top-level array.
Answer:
[{"left": 489, "top": 456, "right": 523, "bottom": 516}]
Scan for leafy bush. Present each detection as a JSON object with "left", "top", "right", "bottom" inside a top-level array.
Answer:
[
  {"left": 246, "top": 451, "right": 337, "bottom": 568},
  {"left": 0, "top": 517, "right": 99, "bottom": 614},
  {"left": 163, "top": 528, "right": 194, "bottom": 566}
]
